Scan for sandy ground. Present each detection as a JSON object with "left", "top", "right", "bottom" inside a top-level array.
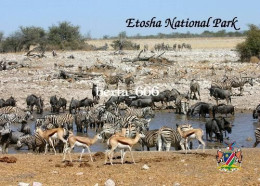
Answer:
[
  {"left": 0, "top": 149, "right": 259, "bottom": 186},
  {"left": 0, "top": 38, "right": 259, "bottom": 111},
  {"left": 87, "top": 37, "right": 245, "bottom": 50}
]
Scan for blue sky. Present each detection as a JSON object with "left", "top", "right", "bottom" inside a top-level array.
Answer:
[{"left": 0, "top": 0, "right": 259, "bottom": 38}]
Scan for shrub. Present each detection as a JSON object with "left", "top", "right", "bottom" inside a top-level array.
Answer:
[
  {"left": 111, "top": 40, "right": 140, "bottom": 50},
  {"left": 48, "top": 21, "right": 84, "bottom": 50},
  {"left": 236, "top": 24, "right": 260, "bottom": 61}
]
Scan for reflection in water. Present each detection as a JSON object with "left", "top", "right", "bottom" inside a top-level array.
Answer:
[{"left": 8, "top": 111, "right": 259, "bottom": 154}]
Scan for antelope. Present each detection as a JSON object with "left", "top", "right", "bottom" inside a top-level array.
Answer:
[
  {"left": 177, "top": 126, "right": 205, "bottom": 154},
  {"left": 36, "top": 127, "right": 68, "bottom": 155},
  {"left": 63, "top": 131, "right": 102, "bottom": 162},
  {"left": 105, "top": 132, "right": 145, "bottom": 165}
]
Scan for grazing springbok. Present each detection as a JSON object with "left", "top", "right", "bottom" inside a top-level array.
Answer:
[
  {"left": 105, "top": 132, "right": 145, "bottom": 165},
  {"left": 177, "top": 125, "right": 205, "bottom": 154},
  {"left": 36, "top": 127, "right": 68, "bottom": 155},
  {"left": 63, "top": 131, "right": 102, "bottom": 162}
]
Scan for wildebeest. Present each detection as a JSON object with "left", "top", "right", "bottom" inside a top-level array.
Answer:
[
  {"left": 20, "top": 122, "right": 31, "bottom": 135},
  {"left": 5, "top": 96, "right": 16, "bottom": 107},
  {"left": 0, "top": 99, "right": 5, "bottom": 108},
  {"left": 26, "top": 94, "right": 44, "bottom": 114},
  {"left": 213, "top": 104, "right": 235, "bottom": 117},
  {"left": 55, "top": 97, "right": 67, "bottom": 113},
  {"left": 92, "top": 83, "right": 100, "bottom": 100},
  {"left": 205, "top": 119, "right": 223, "bottom": 142},
  {"left": 253, "top": 104, "right": 260, "bottom": 119},
  {"left": 190, "top": 79, "right": 200, "bottom": 100},
  {"left": 69, "top": 98, "right": 80, "bottom": 114},
  {"left": 132, "top": 98, "right": 156, "bottom": 109},
  {"left": 187, "top": 102, "right": 214, "bottom": 118},
  {"left": 0, "top": 123, "right": 12, "bottom": 153},
  {"left": 125, "top": 76, "right": 135, "bottom": 88},
  {"left": 215, "top": 117, "right": 232, "bottom": 136},
  {"left": 209, "top": 87, "right": 231, "bottom": 105},
  {"left": 50, "top": 95, "right": 58, "bottom": 113},
  {"left": 80, "top": 97, "right": 98, "bottom": 109}
]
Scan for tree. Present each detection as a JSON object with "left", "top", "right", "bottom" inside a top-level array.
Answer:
[
  {"left": 48, "top": 21, "right": 83, "bottom": 49},
  {"left": 19, "top": 26, "right": 46, "bottom": 50},
  {"left": 236, "top": 24, "right": 260, "bottom": 61}
]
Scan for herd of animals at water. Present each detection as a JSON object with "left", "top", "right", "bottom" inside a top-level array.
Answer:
[{"left": 0, "top": 54, "right": 259, "bottom": 164}]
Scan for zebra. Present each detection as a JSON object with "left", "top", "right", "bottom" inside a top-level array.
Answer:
[
  {"left": 16, "top": 134, "right": 36, "bottom": 150},
  {"left": 104, "top": 75, "right": 124, "bottom": 90},
  {"left": 0, "top": 106, "right": 33, "bottom": 122},
  {"left": 118, "top": 103, "right": 154, "bottom": 118},
  {"left": 75, "top": 111, "right": 89, "bottom": 133},
  {"left": 212, "top": 76, "right": 253, "bottom": 95},
  {"left": 141, "top": 129, "right": 159, "bottom": 151},
  {"left": 34, "top": 132, "right": 46, "bottom": 153},
  {"left": 157, "top": 126, "right": 182, "bottom": 151},
  {"left": 44, "top": 113, "right": 74, "bottom": 130},
  {"left": 100, "top": 111, "right": 119, "bottom": 124},
  {"left": 253, "top": 128, "right": 260, "bottom": 147}
]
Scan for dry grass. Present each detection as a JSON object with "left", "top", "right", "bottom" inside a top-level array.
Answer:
[
  {"left": 86, "top": 37, "right": 245, "bottom": 50},
  {"left": 0, "top": 149, "right": 259, "bottom": 185}
]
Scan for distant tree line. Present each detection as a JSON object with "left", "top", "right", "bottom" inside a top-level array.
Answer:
[
  {"left": 0, "top": 21, "right": 248, "bottom": 53},
  {"left": 0, "top": 21, "right": 86, "bottom": 53},
  {"left": 104, "top": 30, "right": 246, "bottom": 39}
]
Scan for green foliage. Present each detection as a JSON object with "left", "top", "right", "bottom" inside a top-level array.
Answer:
[
  {"left": 111, "top": 39, "right": 139, "bottom": 50},
  {"left": 19, "top": 26, "right": 46, "bottom": 50},
  {"left": 1, "top": 31, "right": 23, "bottom": 52},
  {"left": 48, "top": 21, "right": 83, "bottom": 49},
  {"left": 236, "top": 24, "right": 260, "bottom": 61}
]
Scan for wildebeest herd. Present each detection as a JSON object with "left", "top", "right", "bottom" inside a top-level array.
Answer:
[{"left": 0, "top": 73, "right": 259, "bottom": 164}]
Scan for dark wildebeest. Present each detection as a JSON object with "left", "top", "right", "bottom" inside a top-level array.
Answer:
[
  {"left": 209, "top": 87, "right": 231, "bottom": 105},
  {"left": 215, "top": 117, "right": 232, "bottom": 137},
  {"left": 55, "top": 97, "right": 67, "bottom": 113},
  {"left": 80, "top": 97, "right": 98, "bottom": 109},
  {"left": 92, "top": 83, "right": 100, "bottom": 100},
  {"left": 190, "top": 79, "right": 200, "bottom": 100},
  {"left": 253, "top": 104, "right": 260, "bottom": 119},
  {"left": 20, "top": 121, "right": 31, "bottom": 135},
  {"left": 26, "top": 94, "right": 44, "bottom": 114},
  {"left": 105, "top": 96, "right": 119, "bottom": 109},
  {"left": 187, "top": 102, "right": 214, "bottom": 118},
  {"left": 213, "top": 104, "right": 235, "bottom": 117},
  {"left": 0, "top": 99, "right": 5, "bottom": 108},
  {"left": 205, "top": 119, "right": 223, "bottom": 142},
  {"left": 69, "top": 98, "right": 80, "bottom": 114},
  {"left": 129, "top": 97, "right": 156, "bottom": 109},
  {"left": 50, "top": 95, "right": 58, "bottom": 113},
  {"left": 0, "top": 123, "right": 12, "bottom": 153},
  {"left": 5, "top": 96, "right": 16, "bottom": 107}
]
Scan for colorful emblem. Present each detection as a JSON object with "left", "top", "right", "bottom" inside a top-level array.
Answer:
[{"left": 216, "top": 141, "right": 242, "bottom": 172}]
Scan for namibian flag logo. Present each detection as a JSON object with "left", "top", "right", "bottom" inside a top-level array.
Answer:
[{"left": 216, "top": 148, "right": 242, "bottom": 172}]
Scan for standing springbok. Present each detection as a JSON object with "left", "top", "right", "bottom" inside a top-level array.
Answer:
[
  {"left": 63, "top": 131, "right": 102, "bottom": 162},
  {"left": 36, "top": 127, "right": 68, "bottom": 155},
  {"left": 177, "top": 125, "right": 205, "bottom": 154},
  {"left": 105, "top": 132, "right": 145, "bottom": 165}
]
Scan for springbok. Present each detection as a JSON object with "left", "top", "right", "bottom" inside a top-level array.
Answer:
[
  {"left": 63, "top": 131, "right": 102, "bottom": 162},
  {"left": 36, "top": 127, "right": 68, "bottom": 155},
  {"left": 105, "top": 132, "right": 145, "bottom": 165},
  {"left": 177, "top": 125, "right": 205, "bottom": 154}
]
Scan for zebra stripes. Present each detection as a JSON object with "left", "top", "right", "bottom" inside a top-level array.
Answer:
[
  {"left": 157, "top": 126, "right": 182, "bottom": 151},
  {"left": 17, "top": 134, "right": 36, "bottom": 150},
  {"left": 254, "top": 128, "right": 260, "bottom": 147},
  {"left": 141, "top": 129, "right": 159, "bottom": 151},
  {"left": 0, "top": 106, "right": 32, "bottom": 122},
  {"left": 44, "top": 113, "right": 74, "bottom": 130}
]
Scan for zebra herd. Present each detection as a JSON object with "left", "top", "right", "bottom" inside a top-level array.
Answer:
[
  {"left": 154, "top": 43, "right": 192, "bottom": 51},
  {"left": 0, "top": 74, "right": 259, "bottom": 157}
]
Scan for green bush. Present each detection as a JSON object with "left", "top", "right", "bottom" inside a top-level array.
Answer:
[
  {"left": 48, "top": 21, "right": 84, "bottom": 50},
  {"left": 236, "top": 24, "right": 260, "bottom": 61}
]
